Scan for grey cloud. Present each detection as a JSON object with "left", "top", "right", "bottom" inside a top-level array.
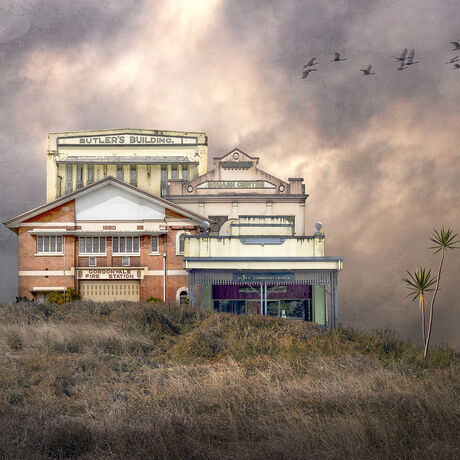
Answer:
[{"left": 0, "top": 0, "right": 458, "bottom": 347}]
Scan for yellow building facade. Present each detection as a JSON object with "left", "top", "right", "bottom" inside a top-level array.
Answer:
[{"left": 46, "top": 129, "right": 208, "bottom": 202}]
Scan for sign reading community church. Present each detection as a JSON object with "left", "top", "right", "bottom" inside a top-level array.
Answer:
[
  {"left": 78, "top": 268, "right": 145, "bottom": 280},
  {"left": 57, "top": 134, "right": 198, "bottom": 145}
]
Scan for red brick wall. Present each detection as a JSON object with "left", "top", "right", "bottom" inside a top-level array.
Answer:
[
  {"left": 16, "top": 198, "right": 201, "bottom": 302},
  {"left": 18, "top": 201, "right": 77, "bottom": 300},
  {"left": 24, "top": 201, "right": 75, "bottom": 223}
]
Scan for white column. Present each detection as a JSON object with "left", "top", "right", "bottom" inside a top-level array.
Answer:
[
  {"left": 232, "top": 202, "right": 238, "bottom": 219},
  {"left": 300, "top": 202, "right": 306, "bottom": 235},
  {"left": 266, "top": 201, "right": 272, "bottom": 215}
]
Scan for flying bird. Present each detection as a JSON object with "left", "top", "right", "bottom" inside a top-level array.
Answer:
[
  {"left": 454, "top": 63, "right": 460, "bottom": 69},
  {"left": 451, "top": 42, "right": 460, "bottom": 50},
  {"left": 331, "top": 52, "right": 346, "bottom": 62},
  {"left": 395, "top": 48, "right": 408, "bottom": 62},
  {"left": 397, "top": 63, "right": 406, "bottom": 71},
  {"left": 302, "top": 68, "right": 318, "bottom": 79},
  {"left": 303, "top": 57, "right": 318, "bottom": 68},
  {"left": 445, "top": 56, "right": 459, "bottom": 64},
  {"left": 405, "top": 49, "right": 419, "bottom": 66},
  {"left": 360, "top": 65, "right": 375, "bottom": 75}
]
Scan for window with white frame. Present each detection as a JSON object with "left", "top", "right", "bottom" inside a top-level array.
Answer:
[
  {"left": 112, "top": 236, "right": 140, "bottom": 255},
  {"left": 150, "top": 235, "right": 159, "bottom": 253},
  {"left": 36, "top": 235, "right": 63, "bottom": 254},
  {"left": 176, "top": 231, "right": 191, "bottom": 255},
  {"left": 79, "top": 237, "right": 106, "bottom": 254}
]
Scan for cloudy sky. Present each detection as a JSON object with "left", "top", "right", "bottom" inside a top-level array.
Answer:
[{"left": 0, "top": 0, "right": 459, "bottom": 347}]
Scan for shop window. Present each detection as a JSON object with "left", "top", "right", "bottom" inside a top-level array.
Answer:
[
  {"left": 36, "top": 236, "right": 63, "bottom": 254},
  {"left": 151, "top": 235, "right": 159, "bottom": 253},
  {"left": 113, "top": 236, "right": 140, "bottom": 255},
  {"left": 171, "top": 165, "right": 178, "bottom": 180},
  {"left": 79, "top": 237, "right": 106, "bottom": 254}
]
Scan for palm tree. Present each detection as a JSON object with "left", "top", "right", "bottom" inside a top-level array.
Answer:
[
  {"left": 424, "top": 228, "right": 459, "bottom": 357},
  {"left": 403, "top": 268, "right": 436, "bottom": 346}
]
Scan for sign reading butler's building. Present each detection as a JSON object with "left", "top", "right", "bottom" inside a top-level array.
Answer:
[
  {"left": 77, "top": 268, "right": 145, "bottom": 280},
  {"left": 57, "top": 134, "right": 198, "bottom": 145}
]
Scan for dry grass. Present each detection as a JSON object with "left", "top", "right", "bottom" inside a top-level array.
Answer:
[{"left": 0, "top": 301, "right": 458, "bottom": 459}]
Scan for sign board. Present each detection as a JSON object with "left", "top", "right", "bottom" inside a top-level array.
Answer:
[
  {"left": 197, "top": 181, "right": 276, "bottom": 189},
  {"left": 233, "top": 272, "right": 295, "bottom": 283},
  {"left": 78, "top": 268, "right": 144, "bottom": 280},
  {"left": 58, "top": 134, "right": 198, "bottom": 146}
]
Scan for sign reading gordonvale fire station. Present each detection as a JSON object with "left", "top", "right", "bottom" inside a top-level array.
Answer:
[{"left": 77, "top": 268, "right": 145, "bottom": 280}]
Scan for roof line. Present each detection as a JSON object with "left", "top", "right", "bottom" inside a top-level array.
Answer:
[
  {"left": 3, "top": 176, "right": 212, "bottom": 228},
  {"left": 213, "top": 147, "right": 259, "bottom": 161}
]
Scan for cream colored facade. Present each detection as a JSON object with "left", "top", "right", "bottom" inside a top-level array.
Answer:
[
  {"left": 183, "top": 215, "right": 343, "bottom": 326},
  {"left": 166, "top": 148, "right": 308, "bottom": 235},
  {"left": 46, "top": 129, "right": 208, "bottom": 202}
]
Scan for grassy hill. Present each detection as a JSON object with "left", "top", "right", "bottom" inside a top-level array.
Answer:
[{"left": 0, "top": 301, "right": 458, "bottom": 459}]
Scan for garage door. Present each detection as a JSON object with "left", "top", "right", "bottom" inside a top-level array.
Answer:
[{"left": 80, "top": 280, "right": 140, "bottom": 302}]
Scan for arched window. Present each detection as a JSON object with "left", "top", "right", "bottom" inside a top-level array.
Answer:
[
  {"left": 176, "top": 287, "right": 189, "bottom": 305},
  {"left": 176, "top": 231, "right": 191, "bottom": 255}
]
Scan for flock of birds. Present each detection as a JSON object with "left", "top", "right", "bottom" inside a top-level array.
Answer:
[{"left": 302, "top": 41, "right": 460, "bottom": 78}]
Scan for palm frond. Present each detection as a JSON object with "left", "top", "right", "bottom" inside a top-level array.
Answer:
[
  {"left": 402, "top": 268, "right": 436, "bottom": 303},
  {"left": 429, "top": 227, "right": 460, "bottom": 253}
]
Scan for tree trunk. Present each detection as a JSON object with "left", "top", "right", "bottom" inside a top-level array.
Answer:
[
  {"left": 420, "top": 294, "right": 426, "bottom": 347},
  {"left": 424, "top": 249, "right": 445, "bottom": 358}
]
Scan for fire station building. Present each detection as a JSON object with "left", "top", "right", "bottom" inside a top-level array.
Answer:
[{"left": 4, "top": 177, "right": 211, "bottom": 304}]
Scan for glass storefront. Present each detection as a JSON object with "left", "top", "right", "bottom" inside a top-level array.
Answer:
[{"left": 212, "top": 284, "right": 312, "bottom": 320}]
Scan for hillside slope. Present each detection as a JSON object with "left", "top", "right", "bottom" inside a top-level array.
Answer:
[{"left": 0, "top": 301, "right": 458, "bottom": 459}]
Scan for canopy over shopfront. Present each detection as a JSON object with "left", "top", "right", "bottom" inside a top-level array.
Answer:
[{"left": 183, "top": 216, "right": 343, "bottom": 327}]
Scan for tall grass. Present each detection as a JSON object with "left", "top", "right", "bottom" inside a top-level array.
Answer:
[{"left": 0, "top": 301, "right": 458, "bottom": 459}]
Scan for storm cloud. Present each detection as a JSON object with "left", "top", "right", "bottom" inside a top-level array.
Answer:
[{"left": 0, "top": 0, "right": 459, "bottom": 347}]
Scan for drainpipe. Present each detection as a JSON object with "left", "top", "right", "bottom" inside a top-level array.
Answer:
[
  {"left": 63, "top": 235, "right": 66, "bottom": 292},
  {"left": 163, "top": 251, "right": 167, "bottom": 303}
]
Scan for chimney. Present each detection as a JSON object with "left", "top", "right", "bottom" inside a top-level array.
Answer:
[{"left": 288, "top": 178, "right": 305, "bottom": 194}]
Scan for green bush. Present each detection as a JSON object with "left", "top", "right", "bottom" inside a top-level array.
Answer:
[
  {"left": 146, "top": 296, "right": 163, "bottom": 303},
  {"left": 47, "top": 288, "right": 81, "bottom": 305}
]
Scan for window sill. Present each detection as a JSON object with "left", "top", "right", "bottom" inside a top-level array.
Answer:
[
  {"left": 79, "top": 253, "right": 107, "bottom": 257},
  {"left": 112, "top": 253, "right": 140, "bottom": 257},
  {"left": 149, "top": 252, "right": 160, "bottom": 256},
  {"left": 34, "top": 253, "right": 64, "bottom": 256}
]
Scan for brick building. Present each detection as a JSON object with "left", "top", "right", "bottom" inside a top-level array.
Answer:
[{"left": 4, "top": 177, "right": 211, "bottom": 303}]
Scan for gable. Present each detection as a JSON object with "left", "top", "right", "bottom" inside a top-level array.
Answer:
[
  {"left": 76, "top": 183, "right": 165, "bottom": 221},
  {"left": 166, "top": 208, "right": 191, "bottom": 220},
  {"left": 25, "top": 201, "right": 75, "bottom": 224}
]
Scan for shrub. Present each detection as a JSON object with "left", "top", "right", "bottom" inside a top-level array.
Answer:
[
  {"left": 47, "top": 288, "right": 81, "bottom": 306},
  {"left": 146, "top": 296, "right": 163, "bottom": 303}
]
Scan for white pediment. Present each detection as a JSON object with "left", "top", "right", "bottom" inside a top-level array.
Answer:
[{"left": 75, "top": 183, "right": 165, "bottom": 221}]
